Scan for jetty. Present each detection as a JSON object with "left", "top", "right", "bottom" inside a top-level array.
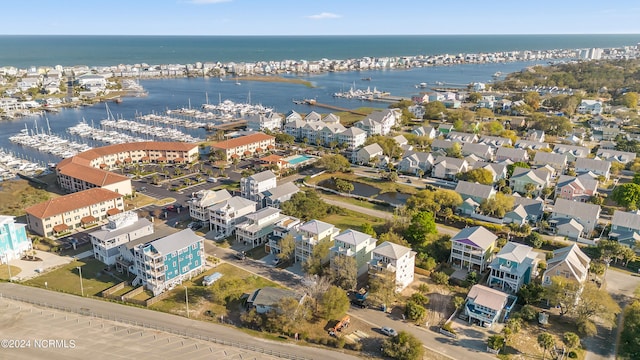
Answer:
[{"left": 301, "top": 99, "right": 368, "bottom": 116}]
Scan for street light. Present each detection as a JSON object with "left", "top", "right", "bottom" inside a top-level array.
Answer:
[
  {"left": 183, "top": 285, "right": 189, "bottom": 318},
  {"left": 77, "top": 266, "right": 84, "bottom": 297},
  {"left": 3, "top": 253, "right": 11, "bottom": 282}
]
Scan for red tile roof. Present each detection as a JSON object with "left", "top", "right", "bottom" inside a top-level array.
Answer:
[
  {"left": 53, "top": 224, "right": 69, "bottom": 233},
  {"left": 212, "top": 133, "right": 274, "bottom": 150},
  {"left": 25, "top": 188, "right": 123, "bottom": 219}
]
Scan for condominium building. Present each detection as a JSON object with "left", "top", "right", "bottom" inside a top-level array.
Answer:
[
  {"left": 25, "top": 188, "right": 125, "bottom": 237},
  {"left": 211, "top": 132, "right": 275, "bottom": 161},
  {"left": 0, "top": 215, "right": 31, "bottom": 263}
]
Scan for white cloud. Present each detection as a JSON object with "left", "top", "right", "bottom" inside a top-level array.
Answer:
[
  {"left": 188, "top": 0, "right": 232, "bottom": 4},
  {"left": 306, "top": 12, "right": 341, "bottom": 20}
]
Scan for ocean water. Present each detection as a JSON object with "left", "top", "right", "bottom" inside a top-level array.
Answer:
[{"left": 0, "top": 34, "right": 639, "bottom": 68}]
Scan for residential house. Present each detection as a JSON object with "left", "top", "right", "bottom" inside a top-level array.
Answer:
[
  {"left": 479, "top": 136, "right": 513, "bottom": 148},
  {"left": 411, "top": 125, "right": 437, "bottom": 139},
  {"left": 235, "top": 207, "right": 287, "bottom": 247},
  {"left": 354, "top": 109, "right": 399, "bottom": 136},
  {"left": 510, "top": 167, "right": 551, "bottom": 196},
  {"left": 398, "top": 151, "right": 434, "bottom": 176},
  {"left": 318, "top": 123, "right": 347, "bottom": 147},
  {"left": 495, "top": 147, "right": 528, "bottom": 163},
  {"left": 471, "top": 162, "right": 507, "bottom": 182},
  {"left": 431, "top": 156, "right": 469, "bottom": 180},
  {"left": 577, "top": 99, "right": 603, "bottom": 115},
  {"left": 90, "top": 211, "right": 154, "bottom": 265},
  {"left": 463, "top": 284, "right": 514, "bottom": 328},
  {"left": 246, "top": 112, "right": 283, "bottom": 132},
  {"left": 211, "top": 132, "right": 275, "bottom": 161},
  {"left": 392, "top": 134, "right": 408, "bottom": 147},
  {"left": 133, "top": 229, "right": 205, "bottom": 296},
  {"left": 246, "top": 287, "right": 305, "bottom": 314},
  {"left": 503, "top": 196, "right": 544, "bottom": 225},
  {"left": 515, "top": 140, "right": 550, "bottom": 151},
  {"left": 258, "top": 182, "right": 300, "bottom": 209},
  {"left": 438, "top": 124, "right": 454, "bottom": 135},
  {"left": 0, "top": 215, "right": 31, "bottom": 263},
  {"left": 575, "top": 158, "right": 611, "bottom": 180},
  {"left": 330, "top": 229, "right": 377, "bottom": 276},
  {"left": 488, "top": 242, "right": 539, "bottom": 293},
  {"left": 354, "top": 118, "right": 383, "bottom": 136},
  {"left": 609, "top": 210, "right": 640, "bottom": 247},
  {"left": 323, "top": 113, "right": 341, "bottom": 124},
  {"left": 209, "top": 196, "right": 257, "bottom": 238},
  {"left": 368, "top": 241, "right": 416, "bottom": 292},
  {"left": 294, "top": 219, "right": 340, "bottom": 264},
  {"left": 430, "top": 139, "right": 457, "bottom": 153},
  {"left": 555, "top": 175, "right": 598, "bottom": 202},
  {"left": 461, "top": 143, "right": 494, "bottom": 161},
  {"left": 596, "top": 149, "right": 636, "bottom": 164},
  {"left": 241, "top": 170, "right": 277, "bottom": 202},
  {"left": 450, "top": 226, "right": 497, "bottom": 271},
  {"left": 189, "top": 189, "right": 232, "bottom": 224},
  {"left": 304, "top": 111, "right": 322, "bottom": 122},
  {"left": 455, "top": 181, "right": 496, "bottom": 215},
  {"left": 354, "top": 143, "right": 384, "bottom": 165},
  {"left": 552, "top": 144, "right": 590, "bottom": 163},
  {"left": 267, "top": 215, "right": 302, "bottom": 256},
  {"left": 526, "top": 129, "right": 545, "bottom": 143},
  {"left": 532, "top": 152, "right": 568, "bottom": 175},
  {"left": 25, "top": 188, "right": 125, "bottom": 237},
  {"left": 337, "top": 127, "right": 367, "bottom": 150},
  {"left": 550, "top": 198, "right": 601, "bottom": 239},
  {"left": 542, "top": 244, "right": 590, "bottom": 286},
  {"left": 285, "top": 110, "right": 302, "bottom": 123},
  {"left": 447, "top": 131, "right": 479, "bottom": 143}
]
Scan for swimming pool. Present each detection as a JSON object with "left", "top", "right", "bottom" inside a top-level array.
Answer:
[{"left": 285, "top": 154, "right": 314, "bottom": 165}]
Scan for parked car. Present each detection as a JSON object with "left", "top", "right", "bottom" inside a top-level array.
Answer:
[
  {"left": 207, "top": 177, "right": 218, "bottom": 183},
  {"left": 350, "top": 300, "right": 368, "bottom": 308},
  {"left": 381, "top": 327, "right": 397, "bottom": 337},
  {"left": 234, "top": 251, "right": 246, "bottom": 260}
]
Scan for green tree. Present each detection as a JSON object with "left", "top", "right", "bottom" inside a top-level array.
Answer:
[
  {"left": 487, "top": 335, "right": 506, "bottom": 351},
  {"left": 378, "top": 231, "right": 410, "bottom": 247},
  {"left": 620, "top": 300, "right": 640, "bottom": 359},
  {"left": 574, "top": 282, "right": 621, "bottom": 326},
  {"left": 334, "top": 178, "right": 354, "bottom": 193},
  {"left": 302, "top": 237, "right": 332, "bottom": 275},
  {"left": 622, "top": 92, "right": 639, "bottom": 109},
  {"left": 611, "top": 183, "right": 640, "bottom": 210},
  {"left": 275, "top": 133, "right": 295, "bottom": 144},
  {"left": 361, "top": 223, "right": 377, "bottom": 238},
  {"left": 382, "top": 331, "right": 425, "bottom": 360},
  {"left": 507, "top": 161, "right": 530, "bottom": 177},
  {"left": 524, "top": 91, "right": 541, "bottom": 110},
  {"left": 369, "top": 270, "right": 397, "bottom": 307},
  {"left": 277, "top": 234, "right": 295, "bottom": 262},
  {"left": 405, "top": 300, "right": 427, "bottom": 323},
  {"left": 320, "top": 285, "right": 350, "bottom": 320},
  {"left": 537, "top": 333, "right": 556, "bottom": 360},
  {"left": 453, "top": 296, "right": 465, "bottom": 310},
  {"left": 544, "top": 276, "right": 581, "bottom": 315},
  {"left": 517, "top": 282, "right": 544, "bottom": 304},
  {"left": 467, "top": 92, "right": 482, "bottom": 103},
  {"left": 318, "top": 154, "right": 351, "bottom": 173},
  {"left": 281, "top": 190, "right": 329, "bottom": 221},
  {"left": 526, "top": 232, "right": 545, "bottom": 249},
  {"left": 479, "top": 192, "right": 514, "bottom": 218},
  {"left": 476, "top": 107, "right": 495, "bottom": 120},
  {"left": 431, "top": 271, "right": 449, "bottom": 285},
  {"left": 456, "top": 168, "right": 494, "bottom": 185},
  {"left": 445, "top": 142, "right": 463, "bottom": 158},
  {"left": 563, "top": 332, "right": 581, "bottom": 350},
  {"left": 405, "top": 211, "right": 436, "bottom": 244},
  {"left": 424, "top": 101, "right": 446, "bottom": 120},
  {"left": 331, "top": 255, "right": 357, "bottom": 290}
]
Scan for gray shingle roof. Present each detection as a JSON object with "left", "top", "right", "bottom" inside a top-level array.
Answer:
[
  {"left": 575, "top": 158, "right": 611, "bottom": 173},
  {"left": 335, "top": 229, "right": 374, "bottom": 247},
  {"left": 373, "top": 241, "right": 412, "bottom": 260},
  {"left": 455, "top": 181, "right": 495, "bottom": 199},
  {"left": 451, "top": 226, "right": 497, "bottom": 250},
  {"left": 612, "top": 210, "right": 640, "bottom": 231},
  {"left": 250, "top": 170, "right": 277, "bottom": 182},
  {"left": 553, "top": 198, "right": 601, "bottom": 221},
  {"left": 150, "top": 228, "right": 202, "bottom": 255}
]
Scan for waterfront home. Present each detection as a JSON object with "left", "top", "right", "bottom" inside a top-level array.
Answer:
[
  {"left": 596, "top": 148, "right": 637, "bottom": 164},
  {"left": 407, "top": 104, "right": 425, "bottom": 119},
  {"left": 241, "top": 170, "right": 277, "bottom": 202},
  {"left": 411, "top": 125, "right": 437, "bottom": 139},
  {"left": 246, "top": 287, "right": 305, "bottom": 314},
  {"left": 212, "top": 132, "right": 275, "bottom": 161},
  {"left": 132, "top": 229, "right": 205, "bottom": 296},
  {"left": 552, "top": 144, "right": 590, "bottom": 163},
  {"left": 575, "top": 158, "right": 611, "bottom": 180},
  {"left": 235, "top": 207, "right": 287, "bottom": 247},
  {"left": 189, "top": 189, "right": 232, "bottom": 224},
  {"left": 495, "top": 147, "right": 528, "bottom": 163},
  {"left": 285, "top": 110, "right": 303, "bottom": 123},
  {"left": 368, "top": 241, "right": 416, "bottom": 292},
  {"left": 0, "top": 215, "right": 31, "bottom": 263},
  {"left": 447, "top": 131, "right": 479, "bottom": 143},
  {"left": 323, "top": 113, "right": 341, "bottom": 124},
  {"left": 488, "top": 242, "right": 539, "bottom": 293},
  {"left": 246, "top": 112, "right": 283, "bottom": 132},
  {"left": 461, "top": 143, "right": 494, "bottom": 161},
  {"left": 542, "top": 244, "right": 590, "bottom": 286},
  {"left": 550, "top": 198, "right": 601, "bottom": 239},
  {"left": 90, "top": 211, "right": 153, "bottom": 265},
  {"left": 609, "top": 210, "right": 640, "bottom": 247},
  {"left": 337, "top": 127, "right": 367, "bottom": 150},
  {"left": 354, "top": 143, "right": 384, "bottom": 165},
  {"left": 304, "top": 111, "right": 322, "bottom": 122},
  {"left": 431, "top": 156, "right": 468, "bottom": 180},
  {"left": 318, "top": 123, "right": 347, "bottom": 147},
  {"left": 25, "top": 188, "right": 125, "bottom": 238},
  {"left": 555, "top": 175, "right": 598, "bottom": 202},
  {"left": 354, "top": 109, "right": 400, "bottom": 136},
  {"left": 450, "top": 226, "right": 497, "bottom": 272},
  {"left": 258, "top": 182, "right": 299, "bottom": 209},
  {"left": 510, "top": 167, "right": 551, "bottom": 196},
  {"left": 577, "top": 99, "right": 603, "bottom": 115},
  {"left": 398, "top": 151, "right": 434, "bottom": 176},
  {"left": 209, "top": 196, "right": 257, "bottom": 238},
  {"left": 330, "top": 229, "right": 377, "bottom": 277},
  {"left": 532, "top": 152, "right": 567, "bottom": 174},
  {"left": 294, "top": 219, "right": 340, "bottom": 264},
  {"left": 515, "top": 139, "right": 550, "bottom": 151},
  {"left": 463, "top": 284, "right": 515, "bottom": 328}
]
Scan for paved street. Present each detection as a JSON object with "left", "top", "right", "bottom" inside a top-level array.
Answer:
[{"left": 0, "top": 282, "right": 359, "bottom": 360}]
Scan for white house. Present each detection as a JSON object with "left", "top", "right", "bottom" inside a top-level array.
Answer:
[
  {"left": 368, "top": 241, "right": 416, "bottom": 292},
  {"left": 189, "top": 189, "right": 232, "bottom": 224},
  {"left": 577, "top": 100, "right": 603, "bottom": 115},
  {"left": 241, "top": 170, "right": 277, "bottom": 202},
  {"left": 354, "top": 143, "right": 384, "bottom": 165},
  {"left": 294, "top": 219, "right": 340, "bottom": 264},
  {"left": 330, "top": 229, "right": 377, "bottom": 277},
  {"left": 209, "top": 196, "right": 257, "bottom": 238},
  {"left": 90, "top": 211, "right": 154, "bottom": 265}
]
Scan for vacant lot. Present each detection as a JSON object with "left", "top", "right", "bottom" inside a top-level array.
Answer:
[
  {"left": 0, "top": 179, "right": 55, "bottom": 216},
  {"left": 24, "top": 259, "right": 121, "bottom": 296}
]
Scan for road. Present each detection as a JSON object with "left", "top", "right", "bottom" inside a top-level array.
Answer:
[{"left": 0, "top": 282, "right": 359, "bottom": 360}]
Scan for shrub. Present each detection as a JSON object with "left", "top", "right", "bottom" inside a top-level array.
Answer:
[
  {"left": 577, "top": 319, "right": 597, "bottom": 337},
  {"left": 431, "top": 271, "right": 450, "bottom": 285},
  {"left": 441, "top": 322, "right": 456, "bottom": 334},
  {"left": 519, "top": 305, "right": 538, "bottom": 321}
]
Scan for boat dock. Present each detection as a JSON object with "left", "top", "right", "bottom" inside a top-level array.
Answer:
[{"left": 301, "top": 99, "right": 368, "bottom": 116}]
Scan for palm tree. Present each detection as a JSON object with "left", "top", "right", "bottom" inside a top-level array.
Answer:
[{"left": 537, "top": 333, "right": 555, "bottom": 360}]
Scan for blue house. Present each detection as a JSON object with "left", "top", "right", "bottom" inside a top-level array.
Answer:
[
  {"left": 487, "top": 242, "right": 539, "bottom": 293},
  {"left": 0, "top": 215, "right": 31, "bottom": 264},
  {"left": 133, "top": 229, "right": 205, "bottom": 296}
]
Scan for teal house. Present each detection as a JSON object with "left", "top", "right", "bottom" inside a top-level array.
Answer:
[
  {"left": 134, "top": 229, "right": 205, "bottom": 296},
  {"left": 487, "top": 242, "right": 539, "bottom": 293},
  {"left": 0, "top": 215, "right": 31, "bottom": 263}
]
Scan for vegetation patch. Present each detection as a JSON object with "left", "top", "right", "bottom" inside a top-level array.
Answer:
[
  {"left": 0, "top": 179, "right": 55, "bottom": 216},
  {"left": 24, "top": 259, "right": 121, "bottom": 296}
]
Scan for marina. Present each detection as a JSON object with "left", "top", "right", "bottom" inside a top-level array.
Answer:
[
  {"left": 0, "top": 148, "right": 47, "bottom": 181},
  {"left": 100, "top": 118, "right": 202, "bottom": 143},
  {"left": 9, "top": 120, "right": 93, "bottom": 159},
  {"left": 67, "top": 121, "right": 150, "bottom": 145}
]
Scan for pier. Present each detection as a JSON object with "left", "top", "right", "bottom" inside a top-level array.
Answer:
[{"left": 301, "top": 99, "right": 369, "bottom": 116}]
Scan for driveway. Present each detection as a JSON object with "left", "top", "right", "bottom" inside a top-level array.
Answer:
[{"left": 6, "top": 250, "right": 74, "bottom": 281}]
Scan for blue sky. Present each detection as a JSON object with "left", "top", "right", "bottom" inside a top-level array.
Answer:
[{"left": 1, "top": 0, "right": 639, "bottom": 35}]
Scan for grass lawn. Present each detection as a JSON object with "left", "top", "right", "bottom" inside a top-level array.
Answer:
[
  {"left": 245, "top": 246, "right": 268, "bottom": 260},
  {"left": 321, "top": 209, "right": 386, "bottom": 231},
  {"left": 308, "top": 172, "right": 417, "bottom": 195},
  {"left": 154, "top": 197, "right": 176, "bottom": 206},
  {"left": 335, "top": 107, "right": 381, "bottom": 127},
  {"left": 321, "top": 193, "right": 392, "bottom": 212},
  {"left": 125, "top": 193, "right": 157, "bottom": 209},
  {"left": 0, "top": 265, "right": 22, "bottom": 280},
  {"left": 24, "top": 259, "right": 120, "bottom": 297}
]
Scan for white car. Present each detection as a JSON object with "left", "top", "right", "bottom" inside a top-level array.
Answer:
[{"left": 381, "top": 326, "right": 398, "bottom": 337}]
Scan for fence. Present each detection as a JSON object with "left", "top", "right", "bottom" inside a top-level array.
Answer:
[
  {"left": 101, "top": 281, "right": 127, "bottom": 300},
  {"left": 0, "top": 292, "right": 310, "bottom": 360}
]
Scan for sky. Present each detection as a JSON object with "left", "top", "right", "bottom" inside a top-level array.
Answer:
[{"left": 1, "top": 0, "right": 640, "bottom": 36}]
